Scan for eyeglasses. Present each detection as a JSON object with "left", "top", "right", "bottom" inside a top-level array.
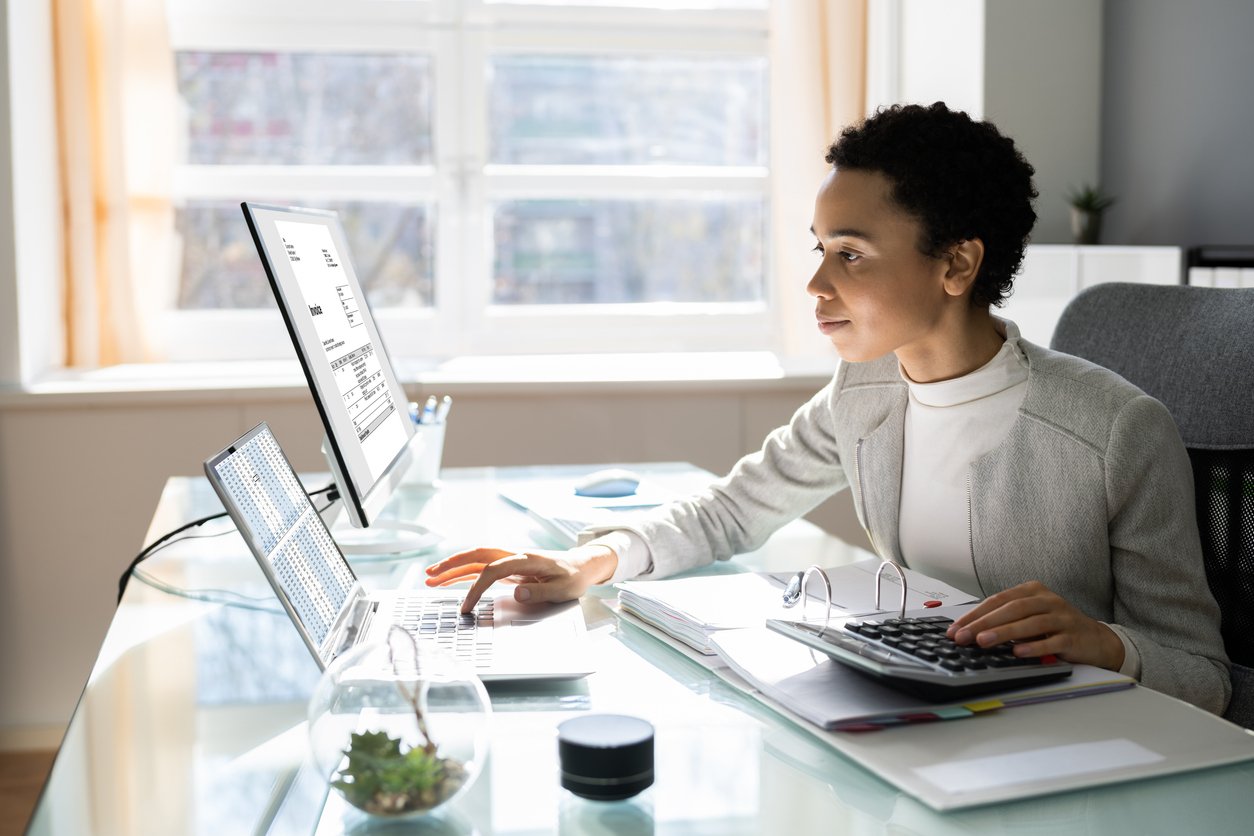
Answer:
[{"left": 781, "top": 559, "right": 909, "bottom": 627}]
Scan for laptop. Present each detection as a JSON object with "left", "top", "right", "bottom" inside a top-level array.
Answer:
[{"left": 204, "top": 421, "right": 594, "bottom": 681}]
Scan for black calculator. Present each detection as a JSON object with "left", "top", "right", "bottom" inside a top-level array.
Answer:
[{"left": 766, "top": 611, "right": 1073, "bottom": 701}]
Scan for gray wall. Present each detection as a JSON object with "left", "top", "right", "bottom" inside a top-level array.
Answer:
[{"left": 1101, "top": 0, "right": 1254, "bottom": 245}]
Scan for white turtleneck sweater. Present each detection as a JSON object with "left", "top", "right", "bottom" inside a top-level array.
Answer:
[{"left": 897, "top": 334, "right": 1029, "bottom": 595}]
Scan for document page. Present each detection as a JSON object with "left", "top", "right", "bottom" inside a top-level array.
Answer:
[{"left": 275, "top": 219, "right": 409, "bottom": 483}]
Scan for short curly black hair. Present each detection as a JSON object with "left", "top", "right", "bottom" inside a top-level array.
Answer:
[{"left": 826, "top": 102, "right": 1038, "bottom": 308}]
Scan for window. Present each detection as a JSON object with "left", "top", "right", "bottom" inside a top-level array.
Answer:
[{"left": 164, "top": 0, "right": 772, "bottom": 361}]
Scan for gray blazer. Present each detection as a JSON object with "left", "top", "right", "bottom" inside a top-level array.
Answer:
[{"left": 599, "top": 337, "right": 1231, "bottom": 714}]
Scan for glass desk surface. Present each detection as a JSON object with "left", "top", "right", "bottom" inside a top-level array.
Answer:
[{"left": 27, "top": 465, "right": 1254, "bottom": 836}]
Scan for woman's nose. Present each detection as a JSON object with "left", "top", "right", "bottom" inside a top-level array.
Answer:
[{"left": 807, "top": 265, "right": 834, "bottom": 300}]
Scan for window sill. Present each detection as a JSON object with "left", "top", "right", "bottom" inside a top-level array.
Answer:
[{"left": 0, "top": 351, "right": 837, "bottom": 408}]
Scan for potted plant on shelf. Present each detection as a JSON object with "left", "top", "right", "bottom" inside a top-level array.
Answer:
[{"left": 1067, "top": 184, "right": 1116, "bottom": 245}]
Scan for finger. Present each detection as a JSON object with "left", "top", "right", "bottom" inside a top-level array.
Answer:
[
  {"left": 424, "top": 562, "right": 488, "bottom": 586},
  {"left": 973, "top": 613, "right": 1057, "bottom": 647},
  {"left": 947, "top": 588, "right": 1027, "bottom": 632},
  {"left": 459, "top": 554, "right": 551, "bottom": 613},
  {"left": 951, "top": 598, "right": 1052, "bottom": 645},
  {"left": 948, "top": 582, "right": 1046, "bottom": 635},
  {"left": 430, "top": 573, "right": 480, "bottom": 588},
  {"left": 426, "top": 548, "right": 512, "bottom": 576}
]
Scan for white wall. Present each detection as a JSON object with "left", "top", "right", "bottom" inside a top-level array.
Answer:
[
  {"left": 0, "top": 381, "right": 868, "bottom": 744},
  {"left": 1101, "top": 0, "right": 1254, "bottom": 245},
  {"left": 897, "top": 0, "right": 985, "bottom": 117},
  {"left": 984, "top": 0, "right": 1103, "bottom": 245},
  {"left": 883, "top": 0, "right": 1104, "bottom": 245}
]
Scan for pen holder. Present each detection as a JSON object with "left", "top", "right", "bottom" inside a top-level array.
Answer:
[{"left": 406, "top": 420, "right": 446, "bottom": 488}]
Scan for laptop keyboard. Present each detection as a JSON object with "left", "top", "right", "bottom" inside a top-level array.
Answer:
[{"left": 397, "top": 596, "right": 495, "bottom": 671}]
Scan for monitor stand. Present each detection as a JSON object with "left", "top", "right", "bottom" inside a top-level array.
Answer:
[{"left": 319, "top": 498, "right": 443, "bottom": 557}]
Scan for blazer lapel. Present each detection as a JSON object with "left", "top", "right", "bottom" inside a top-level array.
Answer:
[{"left": 858, "top": 388, "right": 907, "bottom": 564}]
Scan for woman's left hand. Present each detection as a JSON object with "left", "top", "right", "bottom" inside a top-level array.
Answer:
[{"left": 946, "top": 580, "right": 1126, "bottom": 671}]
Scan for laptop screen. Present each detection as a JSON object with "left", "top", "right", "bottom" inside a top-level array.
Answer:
[{"left": 205, "top": 423, "right": 357, "bottom": 651}]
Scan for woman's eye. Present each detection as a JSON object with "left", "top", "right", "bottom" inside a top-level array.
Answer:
[
  {"left": 840, "top": 251, "right": 861, "bottom": 263},
  {"left": 811, "top": 244, "right": 824, "bottom": 256}
]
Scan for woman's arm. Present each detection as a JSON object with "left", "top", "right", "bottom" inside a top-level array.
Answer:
[{"left": 428, "top": 370, "right": 854, "bottom": 608}]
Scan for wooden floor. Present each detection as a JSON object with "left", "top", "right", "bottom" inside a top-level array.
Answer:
[{"left": 0, "top": 750, "right": 54, "bottom": 836}]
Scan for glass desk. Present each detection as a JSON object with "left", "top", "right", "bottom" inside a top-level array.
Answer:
[{"left": 27, "top": 465, "right": 1254, "bottom": 835}]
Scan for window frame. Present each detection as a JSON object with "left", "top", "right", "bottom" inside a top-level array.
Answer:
[{"left": 164, "top": 0, "right": 775, "bottom": 362}]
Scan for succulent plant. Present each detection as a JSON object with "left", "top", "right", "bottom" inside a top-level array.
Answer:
[{"left": 1066, "top": 183, "right": 1116, "bottom": 213}]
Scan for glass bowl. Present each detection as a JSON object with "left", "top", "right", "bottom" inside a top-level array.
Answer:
[{"left": 308, "top": 630, "right": 491, "bottom": 820}]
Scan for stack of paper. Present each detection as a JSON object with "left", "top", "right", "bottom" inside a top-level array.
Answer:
[{"left": 616, "top": 557, "right": 978, "bottom": 655}]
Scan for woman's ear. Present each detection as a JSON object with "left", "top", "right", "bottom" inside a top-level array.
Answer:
[{"left": 942, "top": 238, "right": 986, "bottom": 298}]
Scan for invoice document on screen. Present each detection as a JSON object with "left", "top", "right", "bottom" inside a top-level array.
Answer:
[{"left": 276, "top": 219, "right": 409, "bottom": 483}]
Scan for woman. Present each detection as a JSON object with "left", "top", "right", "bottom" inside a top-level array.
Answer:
[{"left": 427, "top": 102, "right": 1230, "bottom": 714}]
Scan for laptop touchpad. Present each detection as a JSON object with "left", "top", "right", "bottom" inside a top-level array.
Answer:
[{"left": 502, "top": 619, "right": 575, "bottom": 639}]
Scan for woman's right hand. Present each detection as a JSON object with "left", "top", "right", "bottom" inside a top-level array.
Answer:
[{"left": 424, "top": 545, "right": 618, "bottom": 614}]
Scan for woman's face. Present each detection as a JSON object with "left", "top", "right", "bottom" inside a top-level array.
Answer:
[{"left": 807, "top": 168, "right": 955, "bottom": 364}]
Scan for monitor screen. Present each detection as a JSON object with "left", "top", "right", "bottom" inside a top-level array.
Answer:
[{"left": 242, "top": 202, "right": 415, "bottom": 528}]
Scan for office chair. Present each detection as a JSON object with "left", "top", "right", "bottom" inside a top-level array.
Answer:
[{"left": 1051, "top": 282, "right": 1254, "bottom": 727}]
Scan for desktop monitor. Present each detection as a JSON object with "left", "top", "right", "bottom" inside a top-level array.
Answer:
[{"left": 241, "top": 202, "right": 424, "bottom": 548}]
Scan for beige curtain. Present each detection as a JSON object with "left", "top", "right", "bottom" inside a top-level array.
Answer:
[
  {"left": 770, "top": 0, "right": 867, "bottom": 357},
  {"left": 53, "top": 0, "right": 175, "bottom": 366}
]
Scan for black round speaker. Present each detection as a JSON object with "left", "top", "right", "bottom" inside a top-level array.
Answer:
[{"left": 557, "top": 714, "right": 655, "bottom": 801}]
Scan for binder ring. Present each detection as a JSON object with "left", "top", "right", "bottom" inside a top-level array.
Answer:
[
  {"left": 782, "top": 565, "right": 833, "bottom": 629},
  {"left": 875, "top": 560, "right": 908, "bottom": 620}
]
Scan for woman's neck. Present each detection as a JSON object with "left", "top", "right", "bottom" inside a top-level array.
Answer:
[{"left": 896, "top": 308, "right": 1005, "bottom": 384}]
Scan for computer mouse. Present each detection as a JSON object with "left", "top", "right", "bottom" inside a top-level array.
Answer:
[{"left": 573, "top": 468, "right": 641, "bottom": 498}]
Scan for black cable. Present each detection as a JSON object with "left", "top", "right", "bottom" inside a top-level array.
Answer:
[{"left": 117, "top": 483, "right": 339, "bottom": 604}]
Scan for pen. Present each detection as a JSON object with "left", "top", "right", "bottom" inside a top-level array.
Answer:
[
  {"left": 420, "top": 395, "right": 438, "bottom": 424},
  {"left": 434, "top": 395, "right": 452, "bottom": 424}
]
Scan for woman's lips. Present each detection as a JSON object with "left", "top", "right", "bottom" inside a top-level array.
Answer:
[{"left": 816, "top": 317, "right": 849, "bottom": 335}]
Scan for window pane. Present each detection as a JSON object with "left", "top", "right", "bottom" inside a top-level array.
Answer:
[
  {"left": 175, "top": 201, "right": 435, "bottom": 309},
  {"left": 493, "top": 198, "right": 766, "bottom": 305},
  {"left": 175, "top": 53, "right": 433, "bottom": 165},
  {"left": 489, "top": 55, "right": 767, "bottom": 166}
]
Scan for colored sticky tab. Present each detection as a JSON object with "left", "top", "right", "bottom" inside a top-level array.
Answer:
[
  {"left": 963, "top": 699, "right": 1005, "bottom": 713},
  {"left": 934, "top": 707, "right": 975, "bottom": 720}
]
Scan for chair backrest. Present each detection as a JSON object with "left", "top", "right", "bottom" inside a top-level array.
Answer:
[{"left": 1051, "top": 282, "right": 1254, "bottom": 726}]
